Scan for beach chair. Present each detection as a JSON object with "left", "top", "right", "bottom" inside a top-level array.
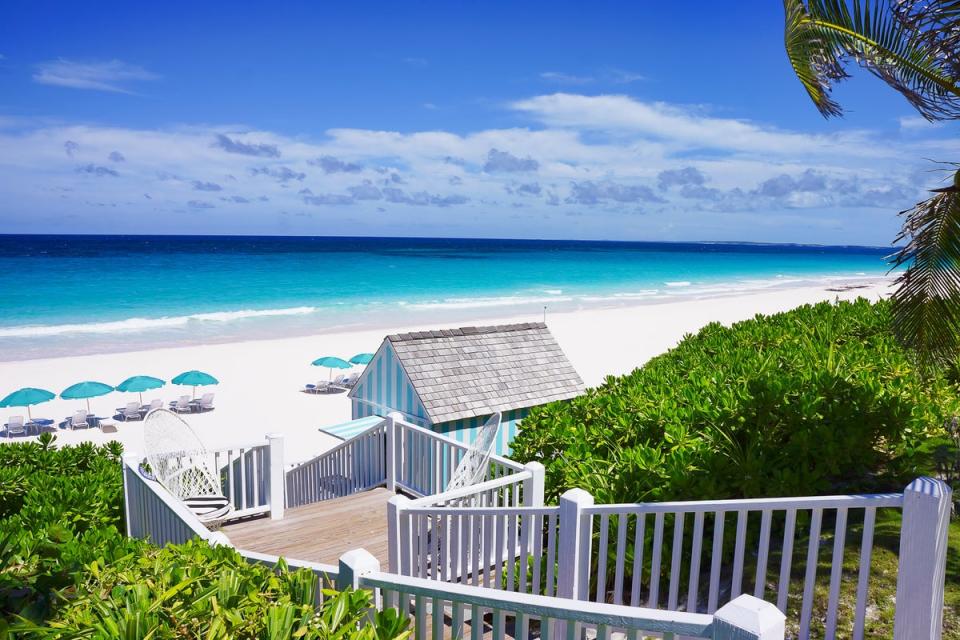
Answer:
[
  {"left": 170, "top": 396, "right": 192, "bottom": 414},
  {"left": 122, "top": 401, "right": 143, "bottom": 421},
  {"left": 5, "top": 416, "right": 25, "bottom": 438},
  {"left": 340, "top": 372, "right": 360, "bottom": 389},
  {"left": 144, "top": 398, "right": 163, "bottom": 413},
  {"left": 70, "top": 411, "right": 89, "bottom": 430},
  {"left": 192, "top": 393, "right": 215, "bottom": 412},
  {"left": 144, "top": 409, "right": 232, "bottom": 525}
]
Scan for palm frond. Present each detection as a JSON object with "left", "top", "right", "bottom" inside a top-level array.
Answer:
[
  {"left": 890, "top": 168, "right": 960, "bottom": 367},
  {"left": 784, "top": 0, "right": 849, "bottom": 117},
  {"left": 784, "top": 0, "right": 960, "bottom": 119},
  {"left": 895, "top": 0, "right": 960, "bottom": 86}
]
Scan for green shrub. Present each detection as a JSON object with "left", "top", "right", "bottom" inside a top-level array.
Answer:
[
  {"left": 0, "top": 435, "right": 410, "bottom": 640},
  {"left": 512, "top": 298, "right": 958, "bottom": 505},
  {"left": 0, "top": 434, "right": 127, "bottom": 621},
  {"left": 10, "top": 539, "right": 410, "bottom": 640}
]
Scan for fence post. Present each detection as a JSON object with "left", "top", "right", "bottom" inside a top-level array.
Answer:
[
  {"left": 713, "top": 594, "right": 785, "bottom": 639},
  {"left": 266, "top": 433, "right": 285, "bottom": 520},
  {"left": 122, "top": 452, "right": 139, "bottom": 537},
  {"left": 386, "top": 413, "right": 401, "bottom": 492},
  {"left": 337, "top": 548, "right": 382, "bottom": 618},
  {"left": 523, "top": 461, "right": 545, "bottom": 508},
  {"left": 387, "top": 493, "right": 410, "bottom": 576},
  {"left": 894, "top": 476, "right": 952, "bottom": 640},
  {"left": 558, "top": 488, "right": 594, "bottom": 601}
]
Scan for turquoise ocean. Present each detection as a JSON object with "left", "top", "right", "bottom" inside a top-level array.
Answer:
[{"left": 0, "top": 235, "right": 893, "bottom": 361}]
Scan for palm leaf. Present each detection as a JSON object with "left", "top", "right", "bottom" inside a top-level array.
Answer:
[
  {"left": 783, "top": 0, "right": 960, "bottom": 119},
  {"left": 890, "top": 168, "right": 960, "bottom": 367}
]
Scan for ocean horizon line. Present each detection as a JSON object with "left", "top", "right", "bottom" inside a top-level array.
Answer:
[{"left": 0, "top": 232, "right": 897, "bottom": 252}]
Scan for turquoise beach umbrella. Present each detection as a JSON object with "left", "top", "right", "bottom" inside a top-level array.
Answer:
[
  {"left": 116, "top": 375, "right": 165, "bottom": 404},
  {"left": 311, "top": 356, "right": 351, "bottom": 380},
  {"left": 61, "top": 381, "right": 114, "bottom": 413},
  {"left": 0, "top": 387, "right": 55, "bottom": 419},
  {"left": 171, "top": 370, "right": 218, "bottom": 398},
  {"left": 349, "top": 353, "right": 374, "bottom": 365}
]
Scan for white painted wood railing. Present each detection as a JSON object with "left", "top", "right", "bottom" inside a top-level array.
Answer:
[
  {"left": 391, "top": 417, "right": 526, "bottom": 498},
  {"left": 285, "top": 419, "right": 388, "bottom": 508},
  {"left": 571, "top": 490, "right": 904, "bottom": 640},
  {"left": 122, "top": 452, "right": 230, "bottom": 547},
  {"left": 339, "top": 548, "right": 787, "bottom": 640},
  {"left": 212, "top": 441, "right": 272, "bottom": 518},
  {"left": 388, "top": 461, "right": 545, "bottom": 578},
  {"left": 285, "top": 416, "right": 530, "bottom": 510},
  {"left": 384, "top": 478, "right": 952, "bottom": 640}
]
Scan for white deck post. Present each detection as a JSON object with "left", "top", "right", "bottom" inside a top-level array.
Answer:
[
  {"left": 713, "top": 594, "right": 785, "bottom": 639},
  {"left": 122, "top": 452, "right": 139, "bottom": 537},
  {"left": 337, "top": 548, "right": 382, "bottom": 589},
  {"left": 894, "top": 477, "right": 952, "bottom": 640},
  {"left": 387, "top": 493, "right": 410, "bottom": 576},
  {"left": 266, "top": 433, "right": 285, "bottom": 520},
  {"left": 556, "top": 489, "right": 593, "bottom": 640},
  {"left": 523, "top": 461, "right": 545, "bottom": 508},
  {"left": 558, "top": 488, "right": 594, "bottom": 601},
  {"left": 337, "top": 548, "right": 382, "bottom": 618},
  {"left": 386, "top": 413, "right": 402, "bottom": 492}
]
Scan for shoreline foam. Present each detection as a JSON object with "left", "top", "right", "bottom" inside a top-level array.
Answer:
[
  {"left": 0, "top": 273, "right": 892, "bottom": 362},
  {"left": 0, "top": 278, "right": 894, "bottom": 462}
]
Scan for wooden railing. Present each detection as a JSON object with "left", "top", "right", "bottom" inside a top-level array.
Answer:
[
  {"left": 384, "top": 478, "right": 952, "bottom": 640},
  {"left": 339, "top": 548, "right": 787, "bottom": 640},
  {"left": 388, "top": 461, "right": 543, "bottom": 579},
  {"left": 391, "top": 418, "right": 526, "bottom": 498},
  {"left": 573, "top": 491, "right": 903, "bottom": 639},
  {"left": 211, "top": 442, "right": 272, "bottom": 518},
  {"left": 285, "top": 419, "right": 388, "bottom": 508},
  {"left": 122, "top": 453, "right": 230, "bottom": 547}
]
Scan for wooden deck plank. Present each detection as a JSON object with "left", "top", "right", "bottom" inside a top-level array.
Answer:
[{"left": 222, "top": 487, "right": 394, "bottom": 569}]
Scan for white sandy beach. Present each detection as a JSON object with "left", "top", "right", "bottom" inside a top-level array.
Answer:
[{"left": 0, "top": 279, "right": 893, "bottom": 463}]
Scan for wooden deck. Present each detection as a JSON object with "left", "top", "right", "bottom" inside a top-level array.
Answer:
[{"left": 221, "top": 487, "right": 394, "bottom": 569}]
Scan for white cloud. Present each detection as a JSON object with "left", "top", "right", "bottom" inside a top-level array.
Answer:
[
  {"left": 540, "top": 71, "right": 594, "bottom": 85},
  {"left": 511, "top": 93, "right": 882, "bottom": 157},
  {"left": 0, "top": 92, "right": 943, "bottom": 241},
  {"left": 540, "top": 70, "right": 645, "bottom": 85},
  {"left": 899, "top": 115, "right": 944, "bottom": 131},
  {"left": 33, "top": 59, "right": 159, "bottom": 93}
]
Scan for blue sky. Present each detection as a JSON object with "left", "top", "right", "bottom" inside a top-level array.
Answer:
[{"left": 0, "top": 1, "right": 956, "bottom": 244}]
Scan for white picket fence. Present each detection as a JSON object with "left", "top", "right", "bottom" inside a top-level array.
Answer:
[
  {"left": 122, "top": 452, "right": 231, "bottom": 547},
  {"left": 339, "top": 548, "right": 786, "bottom": 640},
  {"left": 285, "top": 415, "right": 529, "bottom": 509},
  {"left": 388, "top": 479, "right": 952, "bottom": 640},
  {"left": 122, "top": 420, "right": 953, "bottom": 640},
  {"left": 391, "top": 417, "right": 526, "bottom": 498},
  {"left": 286, "top": 419, "right": 388, "bottom": 507}
]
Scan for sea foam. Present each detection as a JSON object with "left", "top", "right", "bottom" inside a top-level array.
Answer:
[{"left": 0, "top": 306, "right": 317, "bottom": 338}]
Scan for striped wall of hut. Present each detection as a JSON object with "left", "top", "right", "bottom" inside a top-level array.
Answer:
[{"left": 350, "top": 341, "right": 527, "bottom": 455}]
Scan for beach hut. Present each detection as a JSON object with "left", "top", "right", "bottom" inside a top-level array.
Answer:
[{"left": 347, "top": 322, "right": 584, "bottom": 455}]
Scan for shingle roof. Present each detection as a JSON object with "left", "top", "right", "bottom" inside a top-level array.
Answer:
[{"left": 384, "top": 322, "right": 584, "bottom": 424}]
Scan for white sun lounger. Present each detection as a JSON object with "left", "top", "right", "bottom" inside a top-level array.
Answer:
[
  {"left": 70, "top": 411, "right": 89, "bottom": 430},
  {"left": 192, "top": 392, "right": 215, "bottom": 412},
  {"left": 121, "top": 402, "right": 143, "bottom": 421},
  {"left": 144, "top": 398, "right": 163, "bottom": 412},
  {"left": 339, "top": 372, "right": 360, "bottom": 389},
  {"left": 6, "top": 415, "right": 25, "bottom": 438},
  {"left": 170, "top": 396, "right": 192, "bottom": 414}
]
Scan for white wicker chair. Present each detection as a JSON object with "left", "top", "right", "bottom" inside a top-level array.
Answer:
[
  {"left": 143, "top": 408, "right": 231, "bottom": 524},
  {"left": 446, "top": 411, "right": 501, "bottom": 492}
]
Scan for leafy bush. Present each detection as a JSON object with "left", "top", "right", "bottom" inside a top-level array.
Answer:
[
  {"left": 513, "top": 298, "right": 958, "bottom": 505},
  {"left": 0, "top": 434, "right": 127, "bottom": 621},
  {"left": 11, "top": 540, "right": 410, "bottom": 640},
  {"left": 0, "top": 435, "right": 410, "bottom": 640}
]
